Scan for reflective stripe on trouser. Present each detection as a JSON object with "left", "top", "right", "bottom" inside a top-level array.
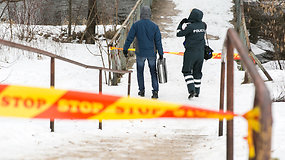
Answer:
[
  {"left": 182, "top": 47, "right": 204, "bottom": 95},
  {"left": 184, "top": 73, "right": 194, "bottom": 94},
  {"left": 194, "top": 79, "right": 201, "bottom": 94}
]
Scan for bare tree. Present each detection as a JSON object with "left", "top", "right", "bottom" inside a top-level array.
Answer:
[
  {"left": 85, "top": 0, "right": 97, "bottom": 44},
  {"left": 67, "top": 0, "right": 72, "bottom": 37},
  {"left": 245, "top": 0, "right": 285, "bottom": 69}
]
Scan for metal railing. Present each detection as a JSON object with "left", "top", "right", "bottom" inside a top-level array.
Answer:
[
  {"left": 108, "top": 0, "right": 153, "bottom": 85},
  {"left": 219, "top": 29, "right": 272, "bottom": 160},
  {"left": 0, "top": 38, "right": 132, "bottom": 131}
]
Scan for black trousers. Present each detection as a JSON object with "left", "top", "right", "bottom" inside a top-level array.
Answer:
[{"left": 182, "top": 47, "right": 204, "bottom": 94}]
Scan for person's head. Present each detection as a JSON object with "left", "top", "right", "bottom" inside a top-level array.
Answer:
[
  {"left": 188, "top": 8, "right": 203, "bottom": 22},
  {"left": 140, "top": 6, "right": 151, "bottom": 20}
]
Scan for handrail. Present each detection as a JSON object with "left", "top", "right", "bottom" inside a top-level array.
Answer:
[
  {"left": 0, "top": 39, "right": 132, "bottom": 74},
  {"left": 107, "top": 0, "right": 153, "bottom": 85},
  {"left": 220, "top": 28, "right": 272, "bottom": 160},
  {"left": 0, "top": 38, "right": 132, "bottom": 131},
  {"left": 107, "top": 0, "right": 143, "bottom": 85},
  {"left": 109, "top": 0, "right": 143, "bottom": 46}
]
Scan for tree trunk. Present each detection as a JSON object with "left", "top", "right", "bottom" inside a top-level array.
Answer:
[
  {"left": 7, "top": 1, "right": 13, "bottom": 39},
  {"left": 86, "top": 0, "right": 96, "bottom": 44},
  {"left": 68, "top": 0, "right": 72, "bottom": 38}
]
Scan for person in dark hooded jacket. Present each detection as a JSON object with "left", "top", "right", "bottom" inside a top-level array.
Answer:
[
  {"left": 176, "top": 8, "right": 206, "bottom": 99},
  {"left": 123, "top": 5, "right": 164, "bottom": 99}
]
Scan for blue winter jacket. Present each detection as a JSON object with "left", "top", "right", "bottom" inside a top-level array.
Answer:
[{"left": 123, "top": 6, "right": 163, "bottom": 57}]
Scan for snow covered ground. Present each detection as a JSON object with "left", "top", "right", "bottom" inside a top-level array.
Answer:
[{"left": 0, "top": 0, "right": 284, "bottom": 159}]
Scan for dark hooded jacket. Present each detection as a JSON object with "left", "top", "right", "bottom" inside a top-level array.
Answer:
[
  {"left": 177, "top": 8, "right": 206, "bottom": 49},
  {"left": 123, "top": 6, "right": 163, "bottom": 57}
]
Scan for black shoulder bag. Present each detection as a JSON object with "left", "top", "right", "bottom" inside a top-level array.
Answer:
[{"left": 204, "top": 31, "right": 214, "bottom": 60}]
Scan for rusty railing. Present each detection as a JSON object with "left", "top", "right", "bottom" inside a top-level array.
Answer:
[
  {"left": 219, "top": 29, "right": 272, "bottom": 160},
  {"left": 0, "top": 38, "right": 132, "bottom": 131}
]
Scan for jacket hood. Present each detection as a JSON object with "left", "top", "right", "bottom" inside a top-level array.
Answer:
[
  {"left": 140, "top": 6, "right": 151, "bottom": 19},
  {"left": 188, "top": 8, "right": 203, "bottom": 22}
]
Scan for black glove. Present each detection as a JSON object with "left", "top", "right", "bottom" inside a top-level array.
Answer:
[
  {"left": 159, "top": 54, "right": 163, "bottom": 60},
  {"left": 177, "top": 18, "right": 188, "bottom": 30},
  {"left": 180, "top": 18, "right": 188, "bottom": 24},
  {"left": 123, "top": 50, "right": 128, "bottom": 58}
]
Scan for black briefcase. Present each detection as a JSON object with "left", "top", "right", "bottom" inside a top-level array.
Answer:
[{"left": 157, "top": 58, "right": 167, "bottom": 83}]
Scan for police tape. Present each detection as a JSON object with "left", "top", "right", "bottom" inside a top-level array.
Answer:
[
  {"left": 109, "top": 47, "right": 241, "bottom": 60},
  {"left": 243, "top": 107, "right": 260, "bottom": 158},
  {"left": 0, "top": 84, "right": 259, "bottom": 158},
  {"left": 0, "top": 84, "right": 237, "bottom": 120}
]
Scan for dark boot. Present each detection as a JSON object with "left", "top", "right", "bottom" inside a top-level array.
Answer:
[
  {"left": 138, "top": 90, "right": 145, "bottom": 97},
  {"left": 188, "top": 91, "right": 195, "bottom": 99},
  {"left": 151, "top": 91, "right": 158, "bottom": 99},
  {"left": 195, "top": 88, "right": 200, "bottom": 97}
]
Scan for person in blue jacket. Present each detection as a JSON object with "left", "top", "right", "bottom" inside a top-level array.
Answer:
[
  {"left": 123, "top": 5, "right": 164, "bottom": 99},
  {"left": 176, "top": 8, "right": 206, "bottom": 99}
]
